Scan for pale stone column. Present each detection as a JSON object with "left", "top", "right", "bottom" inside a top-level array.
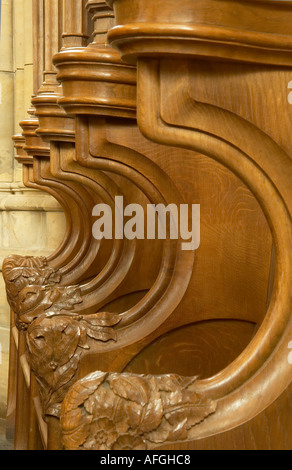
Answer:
[
  {"left": 13, "top": 0, "right": 34, "bottom": 181},
  {"left": 0, "top": 0, "right": 14, "bottom": 184}
]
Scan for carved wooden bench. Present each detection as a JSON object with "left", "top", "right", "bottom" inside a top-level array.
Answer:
[{"left": 3, "top": 0, "right": 292, "bottom": 450}]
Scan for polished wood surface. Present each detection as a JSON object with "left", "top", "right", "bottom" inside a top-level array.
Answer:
[{"left": 2, "top": 0, "right": 292, "bottom": 450}]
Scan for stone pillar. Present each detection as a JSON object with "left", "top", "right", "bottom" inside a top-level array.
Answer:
[
  {"left": 0, "top": 0, "right": 14, "bottom": 184},
  {"left": 13, "top": 0, "right": 34, "bottom": 182}
]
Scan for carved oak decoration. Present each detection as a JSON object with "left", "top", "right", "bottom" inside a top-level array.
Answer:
[
  {"left": 5, "top": 0, "right": 292, "bottom": 451},
  {"left": 2, "top": 255, "right": 62, "bottom": 329},
  {"left": 2, "top": 254, "right": 121, "bottom": 417},
  {"left": 27, "top": 314, "right": 121, "bottom": 417},
  {"left": 61, "top": 371, "right": 217, "bottom": 450}
]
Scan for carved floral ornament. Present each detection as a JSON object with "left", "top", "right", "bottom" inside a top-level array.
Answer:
[
  {"left": 2, "top": 255, "right": 121, "bottom": 416},
  {"left": 61, "top": 371, "right": 217, "bottom": 450},
  {"left": 26, "top": 313, "right": 121, "bottom": 417},
  {"left": 2, "top": 253, "right": 218, "bottom": 442}
]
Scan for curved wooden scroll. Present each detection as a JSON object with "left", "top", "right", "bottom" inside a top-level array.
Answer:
[
  {"left": 4, "top": 1, "right": 194, "bottom": 423},
  {"left": 103, "top": 0, "right": 292, "bottom": 442},
  {"left": 52, "top": 3, "right": 195, "bottom": 352}
]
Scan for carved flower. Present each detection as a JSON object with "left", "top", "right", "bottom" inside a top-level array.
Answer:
[
  {"left": 84, "top": 418, "right": 119, "bottom": 450},
  {"left": 61, "top": 372, "right": 218, "bottom": 450}
]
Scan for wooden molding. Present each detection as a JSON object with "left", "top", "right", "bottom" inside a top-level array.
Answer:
[{"left": 108, "top": 0, "right": 292, "bottom": 66}]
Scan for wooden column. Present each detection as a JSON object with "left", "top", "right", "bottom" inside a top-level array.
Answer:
[{"left": 62, "top": 0, "right": 89, "bottom": 48}]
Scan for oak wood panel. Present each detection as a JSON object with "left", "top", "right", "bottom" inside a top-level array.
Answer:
[
  {"left": 124, "top": 320, "right": 257, "bottom": 379},
  {"left": 105, "top": 0, "right": 292, "bottom": 448},
  {"left": 105, "top": 120, "right": 273, "bottom": 325}
]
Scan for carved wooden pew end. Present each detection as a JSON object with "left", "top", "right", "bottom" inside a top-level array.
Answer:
[{"left": 61, "top": 371, "right": 217, "bottom": 450}]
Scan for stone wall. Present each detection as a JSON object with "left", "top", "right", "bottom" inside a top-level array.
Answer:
[{"left": 0, "top": 0, "right": 65, "bottom": 418}]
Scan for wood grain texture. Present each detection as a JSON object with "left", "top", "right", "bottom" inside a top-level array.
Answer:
[
  {"left": 108, "top": 0, "right": 292, "bottom": 66},
  {"left": 107, "top": 0, "right": 292, "bottom": 447},
  {"left": 124, "top": 321, "right": 257, "bottom": 379},
  {"left": 4, "top": 0, "right": 292, "bottom": 450},
  {"left": 160, "top": 383, "right": 292, "bottom": 451}
]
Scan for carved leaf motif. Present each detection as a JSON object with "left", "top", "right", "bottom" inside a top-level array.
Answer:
[
  {"left": 146, "top": 418, "right": 176, "bottom": 444},
  {"left": 156, "top": 374, "right": 198, "bottom": 393},
  {"left": 17, "top": 286, "right": 57, "bottom": 326},
  {"left": 61, "top": 372, "right": 109, "bottom": 450},
  {"left": 62, "top": 371, "right": 108, "bottom": 413},
  {"left": 108, "top": 374, "right": 151, "bottom": 405},
  {"left": 27, "top": 317, "right": 80, "bottom": 374},
  {"left": 5, "top": 266, "right": 61, "bottom": 285},
  {"left": 2, "top": 255, "right": 62, "bottom": 316},
  {"left": 3, "top": 255, "right": 123, "bottom": 420},
  {"left": 61, "top": 372, "right": 217, "bottom": 450},
  {"left": 84, "top": 382, "right": 117, "bottom": 419},
  {"left": 82, "top": 312, "right": 122, "bottom": 327},
  {"left": 114, "top": 399, "right": 143, "bottom": 432},
  {"left": 47, "top": 286, "right": 83, "bottom": 313},
  {"left": 80, "top": 313, "right": 121, "bottom": 343},
  {"left": 84, "top": 325, "right": 117, "bottom": 342},
  {"left": 4, "top": 267, "right": 32, "bottom": 282},
  {"left": 140, "top": 393, "right": 164, "bottom": 433},
  {"left": 62, "top": 410, "right": 93, "bottom": 451},
  {"left": 49, "top": 353, "right": 81, "bottom": 398},
  {"left": 26, "top": 316, "right": 83, "bottom": 415},
  {"left": 2, "top": 254, "right": 84, "bottom": 330},
  {"left": 26, "top": 311, "right": 120, "bottom": 416},
  {"left": 46, "top": 354, "right": 82, "bottom": 416}
]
